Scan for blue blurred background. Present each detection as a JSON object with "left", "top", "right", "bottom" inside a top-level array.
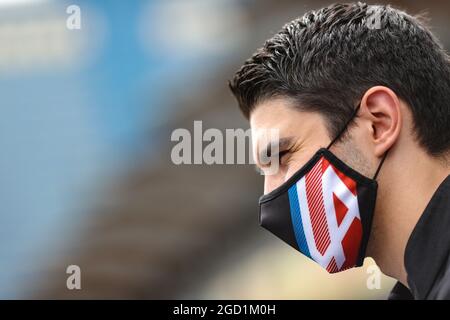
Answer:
[
  {"left": 0, "top": 0, "right": 254, "bottom": 298},
  {"left": 0, "top": 0, "right": 448, "bottom": 299}
]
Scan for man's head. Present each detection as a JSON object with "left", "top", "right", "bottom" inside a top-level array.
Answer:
[{"left": 229, "top": 2, "right": 450, "bottom": 194}]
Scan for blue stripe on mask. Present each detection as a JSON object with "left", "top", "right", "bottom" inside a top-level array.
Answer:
[{"left": 288, "top": 183, "right": 311, "bottom": 258}]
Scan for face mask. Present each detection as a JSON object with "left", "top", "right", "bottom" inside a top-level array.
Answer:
[{"left": 258, "top": 105, "right": 388, "bottom": 273}]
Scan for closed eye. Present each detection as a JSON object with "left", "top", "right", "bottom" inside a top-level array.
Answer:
[
  {"left": 277, "top": 150, "right": 290, "bottom": 164},
  {"left": 254, "top": 149, "right": 290, "bottom": 175}
]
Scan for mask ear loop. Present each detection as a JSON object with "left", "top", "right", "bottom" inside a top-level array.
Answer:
[
  {"left": 326, "top": 104, "right": 361, "bottom": 150},
  {"left": 373, "top": 149, "right": 389, "bottom": 180},
  {"left": 324, "top": 103, "right": 389, "bottom": 181}
]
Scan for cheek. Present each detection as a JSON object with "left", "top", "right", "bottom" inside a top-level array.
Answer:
[
  {"left": 263, "top": 173, "right": 286, "bottom": 194},
  {"left": 338, "top": 139, "right": 375, "bottom": 178},
  {"left": 263, "top": 158, "right": 305, "bottom": 194},
  {"left": 283, "top": 150, "right": 316, "bottom": 179},
  {"left": 285, "top": 163, "right": 302, "bottom": 181}
]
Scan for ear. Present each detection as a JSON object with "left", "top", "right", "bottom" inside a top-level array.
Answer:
[{"left": 360, "top": 86, "right": 402, "bottom": 157}]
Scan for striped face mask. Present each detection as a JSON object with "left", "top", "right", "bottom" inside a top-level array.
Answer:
[{"left": 258, "top": 106, "right": 388, "bottom": 273}]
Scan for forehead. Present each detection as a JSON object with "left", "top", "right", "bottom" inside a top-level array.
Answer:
[{"left": 249, "top": 98, "right": 327, "bottom": 139}]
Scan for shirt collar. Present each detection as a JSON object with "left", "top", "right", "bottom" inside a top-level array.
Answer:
[{"left": 404, "top": 175, "right": 450, "bottom": 299}]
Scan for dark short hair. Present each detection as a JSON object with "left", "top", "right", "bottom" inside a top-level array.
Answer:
[{"left": 229, "top": 2, "right": 450, "bottom": 156}]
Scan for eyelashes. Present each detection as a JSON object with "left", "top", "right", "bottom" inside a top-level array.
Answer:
[
  {"left": 277, "top": 150, "right": 290, "bottom": 163},
  {"left": 255, "top": 149, "right": 291, "bottom": 175}
]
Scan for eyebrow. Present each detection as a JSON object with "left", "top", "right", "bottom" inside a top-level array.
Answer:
[{"left": 257, "top": 136, "right": 295, "bottom": 168}]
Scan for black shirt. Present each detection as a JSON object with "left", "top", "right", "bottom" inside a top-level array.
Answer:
[{"left": 389, "top": 174, "right": 450, "bottom": 300}]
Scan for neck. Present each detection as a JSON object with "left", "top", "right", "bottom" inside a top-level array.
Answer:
[{"left": 367, "top": 147, "right": 450, "bottom": 287}]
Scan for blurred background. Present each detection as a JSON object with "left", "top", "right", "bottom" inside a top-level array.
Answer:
[{"left": 0, "top": 0, "right": 448, "bottom": 299}]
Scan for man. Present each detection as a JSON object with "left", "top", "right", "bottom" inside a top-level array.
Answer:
[{"left": 229, "top": 2, "right": 450, "bottom": 299}]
